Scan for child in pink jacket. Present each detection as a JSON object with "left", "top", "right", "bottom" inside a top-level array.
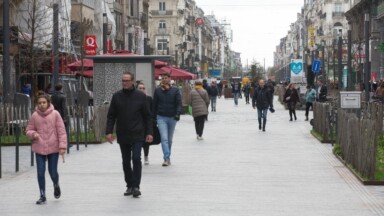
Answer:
[{"left": 26, "top": 93, "right": 67, "bottom": 205}]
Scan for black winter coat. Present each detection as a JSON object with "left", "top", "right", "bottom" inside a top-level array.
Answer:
[
  {"left": 317, "top": 85, "right": 327, "bottom": 102},
  {"left": 51, "top": 91, "right": 68, "bottom": 123},
  {"left": 106, "top": 88, "right": 153, "bottom": 144},
  {"left": 208, "top": 86, "right": 219, "bottom": 97},
  {"left": 252, "top": 87, "right": 273, "bottom": 109},
  {"left": 153, "top": 86, "right": 182, "bottom": 117},
  {"left": 283, "top": 88, "right": 300, "bottom": 104}
]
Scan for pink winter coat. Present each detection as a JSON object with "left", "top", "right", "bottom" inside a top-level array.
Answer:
[{"left": 26, "top": 104, "right": 67, "bottom": 155}]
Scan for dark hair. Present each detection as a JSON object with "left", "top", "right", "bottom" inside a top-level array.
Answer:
[
  {"left": 306, "top": 85, "right": 311, "bottom": 89},
  {"left": 36, "top": 91, "right": 51, "bottom": 105},
  {"left": 123, "top": 71, "right": 135, "bottom": 80},
  {"left": 161, "top": 72, "right": 170, "bottom": 77},
  {"left": 55, "top": 83, "right": 63, "bottom": 91},
  {"left": 137, "top": 82, "right": 145, "bottom": 88}
]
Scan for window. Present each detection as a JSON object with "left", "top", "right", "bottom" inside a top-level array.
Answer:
[
  {"left": 159, "top": 2, "right": 166, "bottom": 11},
  {"left": 334, "top": 3, "right": 342, "bottom": 12},
  {"left": 115, "top": 12, "right": 122, "bottom": 35},
  {"left": 159, "top": 20, "right": 166, "bottom": 29},
  {"left": 157, "top": 39, "right": 168, "bottom": 51}
]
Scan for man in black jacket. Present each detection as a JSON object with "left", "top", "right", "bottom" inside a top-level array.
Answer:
[
  {"left": 252, "top": 80, "right": 274, "bottom": 132},
  {"left": 51, "top": 84, "right": 70, "bottom": 148},
  {"left": 153, "top": 73, "right": 181, "bottom": 167},
  {"left": 106, "top": 72, "right": 153, "bottom": 198},
  {"left": 316, "top": 80, "right": 327, "bottom": 102}
]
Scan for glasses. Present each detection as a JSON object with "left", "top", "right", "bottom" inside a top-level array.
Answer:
[
  {"left": 122, "top": 79, "right": 132, "bottom": 82},
  {"left": 138, "top": 87, "right": 145, "bottom": 90}
]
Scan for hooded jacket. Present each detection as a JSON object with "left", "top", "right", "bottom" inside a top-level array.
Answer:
[{"left": 26, "top": 104, "right": 67, "bottom": 155}]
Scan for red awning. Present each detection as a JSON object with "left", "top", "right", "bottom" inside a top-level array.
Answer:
[
  {"left": 155, "top": 66, "right": 195, "bottom": 80},
  {"left": 75, "top": 70, "right": 93, "bottom": 78},
  {"left": 170, "top": 67, "right": 195, "bottom": 80},
  {"left": 67, "top": 59, "right": 93, "bottom": 71}
]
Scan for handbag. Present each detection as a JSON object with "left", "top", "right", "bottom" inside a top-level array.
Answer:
[
  {"left": 148, "top": 121, "right": 161, "bottom": 145},
  {"left": 187, "top": 105, "right": 193, "bottom": 115}
]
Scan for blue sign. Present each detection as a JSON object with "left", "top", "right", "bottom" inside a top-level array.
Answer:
[
  {"left": 209, "top": 70, "right": 221, "bottom": 76},
  {"left": 312, "top": 60, "right": 321, "bottom": 73}
]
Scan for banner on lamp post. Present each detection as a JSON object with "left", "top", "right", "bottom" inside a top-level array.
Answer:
[{"left": 290, "top": 59, "right": 304, "bottom": 83}]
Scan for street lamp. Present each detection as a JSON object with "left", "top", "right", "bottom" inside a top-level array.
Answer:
[
  {"left": 103, "top": 13, "right": 108, "bottom": 54},
  {"left": 347, "top": 23, "right": 352, "bottom": 91},
  {"left": 364, "top": 12, "right": 370, "bottom": 101},
  {"left": 338, "top": 29, "right": 343, "bottom": 89}
]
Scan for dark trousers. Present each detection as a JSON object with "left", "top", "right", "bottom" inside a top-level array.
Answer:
[
  {"left": 305, "top": 102, "right": 313, "bottom": 117},
  {"left": 194, "top": 115, "right": 207, "bottom": 137},
  {"left": 119, "top": 142, "right": 143, "bottom": 189},
  {"left": 287, "top": 102, "right": 297, "bottom": 119},
  {"left": 245, "top": 94, "right": 250, "bottom": 104},
  {"left": 142, "top": 143, "right": 149, "bottom": 157},
  {"left": 36, "top": 153, "right": 59, "bottom": 196},
  {"left": 257, "top": 108, "right": 268, "bottom": 129}
]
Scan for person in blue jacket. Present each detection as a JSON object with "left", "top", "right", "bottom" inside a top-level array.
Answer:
[{"left": 305, "top": 85, "right": 316, "bottom": 121}]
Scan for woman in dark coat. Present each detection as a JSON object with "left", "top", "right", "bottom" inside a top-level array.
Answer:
[
  {"left": 283, "top": 83, "right": 300, "bottom": 121},
  {"left": 137, "top": 83, "right": 153, "bottom": 165}
]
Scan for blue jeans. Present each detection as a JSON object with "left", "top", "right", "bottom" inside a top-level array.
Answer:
[
  {"left": 257, "top": 108, "right": 268, "bottom": 121},
  {"left": 233, "top": 93, "right": 239, "bottom": 105},
  {"left": 36, "top": 153, "right": 59, "bottom": 196},
  {"left": 257, "top": 108, "right": 268, "bottom": 129},
  {"left": 119, "top": 142, "right": 143, "bottom": 189},
  {"left": 157, "top": 115, "right": 177, "bottom": 161},
  {"left": 210, "top": 96, "right": 217, "bottom": 110}
]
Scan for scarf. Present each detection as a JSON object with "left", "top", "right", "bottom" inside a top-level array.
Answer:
[
  {"left": 160, "top": 81, "right": 171, "bottom": 91},
  {"left": 195, "top": 85, "right": 203, "bottom": 90}
]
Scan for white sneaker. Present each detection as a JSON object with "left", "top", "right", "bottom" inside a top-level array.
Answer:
[
  {"left": 196, "top": 135, "right": 200, "bottom": 140},
  {"left": 197, "top": 136, "right": 204, "bottom": 140},
  {"left": 144, "top": 156, "right": 149, "bottom": 165}
]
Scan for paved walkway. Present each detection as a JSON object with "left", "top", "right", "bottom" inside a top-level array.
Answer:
[{"left": 2, "top": 96, "right": 384, "bottom": 216}]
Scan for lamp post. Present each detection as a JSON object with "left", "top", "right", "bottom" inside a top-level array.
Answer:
[
  {"left": 103, "top": 13, "right": 107, "bottom": 54},
  {"left": 347, "top": 23, "right": 352, "bottom": 91},
  {"left": 320, "top": 40, "right": 326, "bottom": 81},
  {"left": 53, "top": 3, "right": 59, "bottom": 87},
  {"left": 338, "top": 29, "right": 343, "bottom": 90},
  {"left": 364, "top": 13, "right": 370, "bottom": 101},
  {"left": 333, "top": 39, "right": 336, "bottom": 84}
]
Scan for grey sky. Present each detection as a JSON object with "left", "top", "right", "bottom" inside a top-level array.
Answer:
[{"left": 195, "top": 0, "right": 303, "bottom": 68}]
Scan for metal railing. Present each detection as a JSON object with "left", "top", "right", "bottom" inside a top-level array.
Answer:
[{"left": 0, "top": 102, "right": 109, "bottom": 178}]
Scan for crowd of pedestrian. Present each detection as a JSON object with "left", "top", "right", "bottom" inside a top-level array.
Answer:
[{"left": 24, "top": 68, "right": 334, "bottom": 204}]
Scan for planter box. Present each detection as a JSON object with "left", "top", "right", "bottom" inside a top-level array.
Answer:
[
  {"left": 334, "top": 152, "right": 384, "bottom": 185},
  {"left": 310, "top": 130, "right": 331, "bottom": 143}
]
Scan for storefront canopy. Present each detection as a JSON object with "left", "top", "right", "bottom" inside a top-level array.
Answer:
[{"left": 155, "top": 66, "right": 195, "bottom": 80}]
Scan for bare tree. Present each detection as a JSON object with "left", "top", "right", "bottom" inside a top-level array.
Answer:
[{"left": 12, "top": 0, "right": 54, "bottom": 103}]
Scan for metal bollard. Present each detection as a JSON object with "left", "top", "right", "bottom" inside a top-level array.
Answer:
[
  {"left": 76, "top": 105, "right": 80, "bottom": 151},
  {"left": 0, "top": 129, "right": 2, "bottom": 178},
  {"left": 15, "top": 125, "right": 20, "bottom": 172},
  {"left": 31, "top": 143, "right": 34, "bottom": 167},
  {"left": 84, "top": 108, "right": 88, "bottom": 148}
]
